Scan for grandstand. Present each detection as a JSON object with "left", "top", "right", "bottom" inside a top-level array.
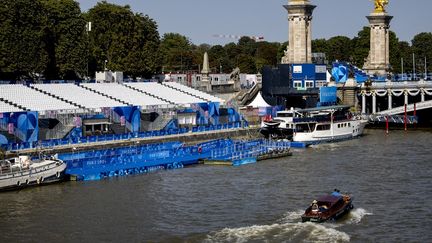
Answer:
[
  {"left": 124, "top": 82, "right": 207, "bottom": 105},
  {"left": 0, "top": 81, "right": 240, "bottom": 151},
  {"left": 0, "top": 84, "right": 79, "bottom": 113},
  {"left": 80, "top": 83, "right": 173, "bottom": 109},
  {"left": 0, "top": 100, "right": 24, "bottom": 113},
  {"left": 163, "top": 82, "right": 224, "bottom": 104},
  {"left": 31, "top": 83, "right": 126, "bottom": 110}
]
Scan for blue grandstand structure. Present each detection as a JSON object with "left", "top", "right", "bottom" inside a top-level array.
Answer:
[{"left": 0, "top": 81, "right": 247, "bottom": 151}]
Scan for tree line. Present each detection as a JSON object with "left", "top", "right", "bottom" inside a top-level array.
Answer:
[{"left": 1, "top": 0, "right": 431, "bottom": 80}]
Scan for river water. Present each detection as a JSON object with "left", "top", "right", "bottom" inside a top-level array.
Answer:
[{"left": 1, "top": 129, "right": 431, "bottom": 242}]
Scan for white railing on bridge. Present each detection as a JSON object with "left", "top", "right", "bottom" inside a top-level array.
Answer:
[
  {"left": 368, "top": 81, "right": 432, "bottom": 89},
  {"left": 377, "top": 100, "right": 432, "bottom": 115}
]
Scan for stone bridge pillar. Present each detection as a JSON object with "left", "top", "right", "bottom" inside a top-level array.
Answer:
[
  {"left": 363, "top": 11, "right": 393, "bottom": 76},
  {"left": 281, "top": 0, "right": 316, "bottom": 64}
]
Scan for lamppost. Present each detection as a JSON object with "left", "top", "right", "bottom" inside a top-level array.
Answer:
[{"left": 86, "top": 22, "right": 91, "bottom": 80}]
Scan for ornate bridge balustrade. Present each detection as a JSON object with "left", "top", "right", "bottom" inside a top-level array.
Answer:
[{"left": 359, "top": 81, "right": 432, "bottom": 114}]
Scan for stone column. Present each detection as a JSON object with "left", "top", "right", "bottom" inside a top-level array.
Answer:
[
  {"left": 387, "top": 90, "right": 392, "bottom": 110},
  {"left": 404, "top": 90, "right": 409, "bottom": 105},
  {"left": 363, "top": 13, "right": 393, "bottom": 76},
  {"left": 372, "top": 92, "right": 377, "bottom": 114},
  {"left": 200, "top": 52, "right": 211, "bottom": 92},
  {"left": 282, "top": 0, "right": 316, "bottom": 64},
  {"left": 362, "top": 93, "right": 366, "bottom": 114}
]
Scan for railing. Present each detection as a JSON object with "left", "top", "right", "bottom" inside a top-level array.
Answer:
[
  {"left": 2, "top": 121, "right": 248, "bottom": 152},
  {"left": 368, "top": 81, "right": 432, "bottom": 89},
  {"left": 377, "top": 100, "right": 432, "bottom": 115}
]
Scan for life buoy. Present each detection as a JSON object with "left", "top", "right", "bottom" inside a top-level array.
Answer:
[{"left": 37, "top": 176, "right": 44, "bottom": 184}]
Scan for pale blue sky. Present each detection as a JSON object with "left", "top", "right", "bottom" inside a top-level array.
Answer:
[{"left": 77, "top": 0, "right": 431, "bottom": 45}]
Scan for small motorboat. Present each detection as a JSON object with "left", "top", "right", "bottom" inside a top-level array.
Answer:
[
  {"left": 0, "top": 155, "right": 67, "bottom": 191},
  {"left": 301, "top": 190, "right": 354, "bottom": 223}
]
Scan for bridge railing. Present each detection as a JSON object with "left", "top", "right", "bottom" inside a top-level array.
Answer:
[{"left": 377, "top": 100, "right": 432, "bottom": 116}]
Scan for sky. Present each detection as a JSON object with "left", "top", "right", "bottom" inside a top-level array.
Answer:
[{"left": 77, "top": 0, "right": 431, "bottom": 45}]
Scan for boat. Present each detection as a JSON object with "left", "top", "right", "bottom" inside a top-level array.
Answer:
[
  {"left": 0, "top": 155, "right": 67, "bottom": 191},
  {"left": 301, "top": 190, "right": 354, "bottom": 223},
  {"left": 292, "top": 105, "right": 368, "bottom": 145},
  {"left": 259, "top": 108, "right": 298, "bottom": 139}
]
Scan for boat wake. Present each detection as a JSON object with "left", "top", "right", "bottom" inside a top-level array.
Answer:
[
  {"left": 204, "top": 210, "right": 351, "bottom": 243},
  {"left": 342, "top": 208, "right": 373, "bottom": 225}
]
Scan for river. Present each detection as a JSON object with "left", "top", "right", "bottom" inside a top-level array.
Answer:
[{"left": 0, "top": 129, "right": 431, "bottom": 242}]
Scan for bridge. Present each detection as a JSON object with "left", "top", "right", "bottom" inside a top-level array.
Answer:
[
  {"left": 376, "top": 100, "right": 432, "bottom": 115},
  {"left": 359, "top": 81, "right": 432, "bottom": 114}
]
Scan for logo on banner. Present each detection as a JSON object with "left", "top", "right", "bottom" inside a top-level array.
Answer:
[
  {"left": 8, "top": 123, "right": 14, "bottom": 134},
  {"left": 120, "top": 116, "right": 126, "bottom": 126},
  {"left": 73, "top": 117, "right": 82, "bottom": 127}
]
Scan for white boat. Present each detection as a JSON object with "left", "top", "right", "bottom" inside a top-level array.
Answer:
[
  {"left": 0, "top": 155, "right": 66, "bottom": 191},
  {"left": 291, "top": 105, "right": 368, "bottom": 145},
  {"left": 260, "top": 108, "right": 300, "bottom": 139}
]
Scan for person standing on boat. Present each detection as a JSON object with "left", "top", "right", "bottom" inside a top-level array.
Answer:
[
  {"left": 311, "top": 200, "right": 319, "bottom": 212},
  {"left": 332, "top": 189, "right": 342, "bottom": 197}
]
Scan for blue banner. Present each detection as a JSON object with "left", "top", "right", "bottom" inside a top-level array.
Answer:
[{"left": 320, "top": 87, "right": 337, "bottom": 103}]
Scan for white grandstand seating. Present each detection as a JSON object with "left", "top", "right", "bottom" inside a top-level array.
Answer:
[
  {"left": 31, "top": 83, "right": 125, "bottom": 109},
  {"left": 164, "top": 82, "right": 224, "bottom": 104},
  {"left": 0, "top": 84, "right": 78, "bottom": 112},
  {"left": 80, "top": 83, "right": 171, "bottom": 109},
  {"left": 0, "top": 101, "right": 24, "bottom": 113},
  {"left": 125, "top": 82, "right": 206, "bottom": 105}
]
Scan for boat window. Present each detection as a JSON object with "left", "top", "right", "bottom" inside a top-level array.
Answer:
[
  {"left": 296, "top": 123, "right": 315, "bottom": 132},
  {"left": 337, "top": 124, "right": 340, "bottom": 128},
  {"left": 316, "top": 124, "right": 331, "bottom": 131},
  {"left": 348, "top": 123, "right": 351, "bottom": 127}
]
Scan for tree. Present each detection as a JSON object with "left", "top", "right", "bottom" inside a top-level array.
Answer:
[
  {"left": 237, "top": 54, "right": 256, "bottom": 74},
  {"left": 159, "top": 33, "right": 192, "bottom": 73},
  {"left": 412, "top": 32, "right": 432, "bottom": 73},
  {"left": 350, "top": 27, "right": 370, "bottom": 67},
  {"left": 276, "top": 42, "right": 288, "bottom": 64},
  {"left": 0, "top": 0, "right": 47, "bottom": 79},
  {"left": 326, "top": 36, "right": 353, "bottom": 63},
  {"left": 312, "top": 39, "right": 327, "bottom": 54},
  {"left": 208, "top": 45, "right": 227, "bottom": 73},
  {"left": 41, "top": 0, "right": 87, "bottom": 79},
  {"left": 255, "top": 42, "right": 280, "bottom": 71},
  {"left": 87, "top": 1, "right": 160, "bottom": 78},
  {"left": 397, "top": 41, "right": 413, "bottom": 73}
]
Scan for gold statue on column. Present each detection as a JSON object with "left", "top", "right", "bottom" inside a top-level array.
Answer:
[{"left": 373, "top": 0, "right": 389, "bottom": 13}]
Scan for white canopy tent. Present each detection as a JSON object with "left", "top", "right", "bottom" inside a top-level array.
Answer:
[{"left": 246, "top": 91, "right": 271, "bottom": 108}]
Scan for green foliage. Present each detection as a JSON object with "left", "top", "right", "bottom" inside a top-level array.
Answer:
[
  {"left": 0, "top": 0, "right": 47, "bottom": 79},
  {"left": 41, "top": 0, "right": 87, "bottom": 79},
  {"left": 412, "top": 33, "right": 432, "bottom": 73},
  {"left": 1, "top": 1, "right": 431, "bottom": 80},
  {"left": 326, "top": 36, "right": 353, "bottom": 62},
  {"left": 87, "top": 1, "right": 160, "bottom": 78},
  {"left": 159, "top": 33, "right": 192, "bottom": 73}
]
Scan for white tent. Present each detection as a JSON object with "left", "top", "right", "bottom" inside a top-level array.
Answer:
[{"left": 246, "top": 91, "right": 271, "bottom": 108}]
